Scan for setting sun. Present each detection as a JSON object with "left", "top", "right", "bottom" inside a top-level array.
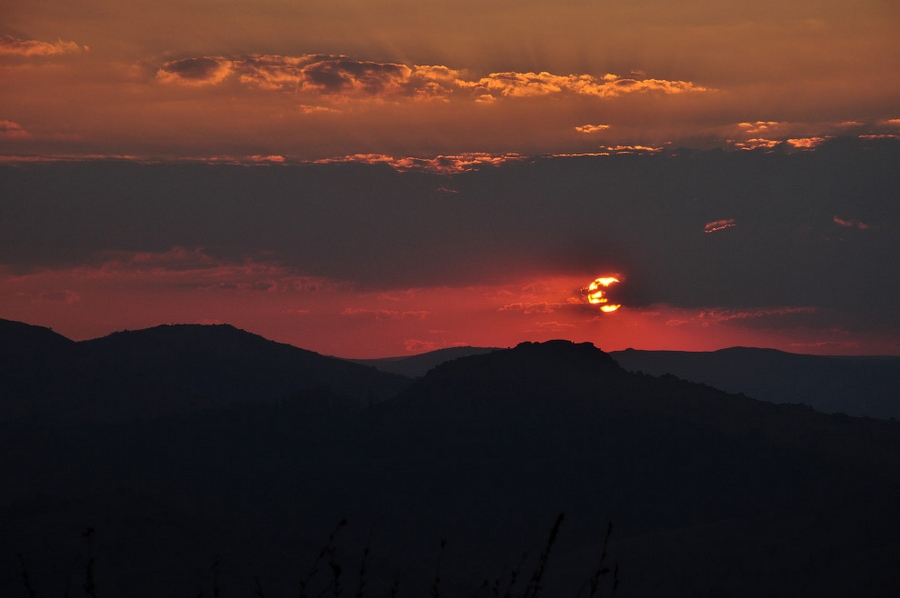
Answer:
[{"left": 584, "top": 277, "right": 622, "bottom": 312}]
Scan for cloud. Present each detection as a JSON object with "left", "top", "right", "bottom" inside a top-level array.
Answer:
[
  {"left": 340, "top": 308, "right": 429, "bottom": 320},
  {"left": 404, "top": 339, "right": 438, "bottom": 353},
  {"left": 786, "top": 137, "right": 828, "bottom": 149},
  {"left": 738, "top": 121, "right": 783, "bottom": 135},
  {"left": 599, "top": 145, "right": 663, "bottom": 154},
  {"left": 666, "top": 307, "right": 818, "bottom": 328},
  {"left": 575, "top": 124, "right": 610, "bottom": 134},
  {"left": 833, "top": 216, "right": 870, "bottom": 230},
  {"left": 31, "top": 290, "right": 80, "bottom": 305},
  {"left": 156, "top": 53, "right": 710, "bottom": 105},
  {"left": 498, "top": 302, "right": 560, "bottom": 314},
  {"left": 0, "top": 120, "right": 29, "bottom": 139},
  {"left": 459, "top": 71, "right": 708, "bottom": 100},
  {"left": 0, "top": 35, "right": 87, "bottom": 58},
  {"left": 733, "top": 138, "right": 780, "bottom": 151},
  {"left": 704, "top": 219, "right": 736, "bottom": 233},
  {"left": 313, "top": 152, "right": 526, "bottom": 173},
  {"left": 156, "top": 57, "right": 234, "bottom": 86},
  {"left": 3, "top": 138, "right": 898, "bottom": 333}
]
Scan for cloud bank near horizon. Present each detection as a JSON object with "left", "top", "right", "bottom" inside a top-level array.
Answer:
[{"left": 2, "top": 137, "right": 898, "bottom": 354}]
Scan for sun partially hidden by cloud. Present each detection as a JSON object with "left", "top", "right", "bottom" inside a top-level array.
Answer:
[{"left": 582, "top": 277, "right": 622, "bottom": 313}]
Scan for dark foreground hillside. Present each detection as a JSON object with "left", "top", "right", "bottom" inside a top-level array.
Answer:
[{"left": 2, "top": 337, "right": 900, "bottom": 597}]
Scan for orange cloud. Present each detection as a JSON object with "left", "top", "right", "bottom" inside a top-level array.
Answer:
[
  {"left": 575, "top": 124, "right": 610, "bottom": 134},
  {"left": 786, "top": 136, "right": 828, "bottom": 149},
  {"left": 599, "top": 145, "right": 663, "bottom": 154},
  {"left": 459, "top": 71, "right": 708, "bottom": 100},
  {"left": 833, "top": 216, "right": 870, "bottom": 230},
  {"left": 0, "top": 120, "right": 30, "bottom": 139},
  {"left": 0, "top": 35, "right": 87, "bottom": 57},
  {"left": 313, "top": 152, "right": 526, "bottom": 173},
  {"left": 704, "top": 219, "right": 736, "bottom": 233},
  {"left": 733, "top": 138, "right": 780, "bottom": 151},
  {"left": 156, "top": 53, "right": 709, "bottom": 106},
  {"left": 737, "top": 121, "right": 783, "bottom": 134}
]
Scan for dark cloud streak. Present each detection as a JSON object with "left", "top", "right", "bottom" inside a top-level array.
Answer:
[{"left": 1, "top": 138, "right": 898, "bottom": 332}]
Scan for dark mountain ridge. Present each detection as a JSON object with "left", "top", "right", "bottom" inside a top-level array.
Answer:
[
  {"left": 350, "top": 341, "right": 900, "bottom": 419},
  {"left": 2, "top": 334, "right": 900, "bottom": 596},
  {"left": 612, "top": 346, "right": 900, "bottom": 419},
  {"left": 0, "top": 319, "right": 411, "bottom": 423},
  {"left": 348, "top": 345, "right": 497, "bottom": 378}
]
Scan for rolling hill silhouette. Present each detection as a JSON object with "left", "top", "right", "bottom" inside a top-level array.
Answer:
[
  {"left": 0, "top": 319, "right": 411, "bottom": 423},
  {"left": 612, "top": 347, "right": 900, "bottom": 419},
  {"left": 352, "top": 342, "right": 900, "bottom": 419},
  {"left": 2, "top": 324, "right": 900, "bottom": 596}
]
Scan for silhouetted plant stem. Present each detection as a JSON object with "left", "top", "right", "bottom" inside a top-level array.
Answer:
[
  {"left": 430, "top": 539, "right": 447, "bottom": 598},
  {"left": 255, "top": 576, "right": 266, "bottom": 598},
  {"left": 82, "top": 527, "right": 97, "bottom": 598},
  {"left": 354, "top": 536, "right": 371, "bottom": 598},
  {"left": 500, "top": 552, "right": 528, "bottom": 598},
  {"left": 212, "top": 556, "right": 221, "bottom": 598},
  {"left": 577, "top": 521, "right": 614, "bottom": 598},
  {"left": 17, "top": 553, "right": 37, "bottom": 598},
  {"left": 299, "top": 518, "right": 347, "bottom": 598},
  {"left": 523, "top": 513, "right": 564, "bottom": 598}
]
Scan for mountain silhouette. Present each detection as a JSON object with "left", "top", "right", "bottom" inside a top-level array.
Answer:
[
  {"left": 612, "top": 346, "right": 900, "bottom": 418},
  {"left": 2, "top": 328, "right": 900, "bottom": 596},
  {"left": 352, "top": 342, "right": 900, "bottom": 419},
  {"left": 348, "top": 345, "right": 497, "bottom": 378},
  {"left": 0, "top": 319, "right": 411, "bottom": 423}
]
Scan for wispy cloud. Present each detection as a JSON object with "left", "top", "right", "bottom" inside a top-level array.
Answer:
[
  {"left": 599, "top": 144, "right": 663, "bottom": 154},
  {"left": 459, "top": 71, "right": 708, "bottom": 100},
  {"left": 737, "top": 121, "right": 783, "bottom": 135},
  {"left": 704, "top": 219, "right": 736, "bottom": 233},
  {"left": 786, "top": 136, "right": 828, "bottom": 149},
  {"left": 732, "top": 138, "right": 780, "bottom": 151},
  {"left": 574, "top": 124, "right": 610, "bottom": 134},
  {"left": 0, "top": 120, "right": 30, "bottom": 139},
  {"left": 666, "top": 306, "right": 818, "bottom": 327},
  {"left": 313, "top": 152, "right": 527, "bottom": 173},
  {"left": 833, "top": 216, "right": 870, "bottom": 230},
  {"left": 0, "top": 35, "right": 88, "bottom": 58},
  {"left": 340, "top": 307, "right": 429, "bottom": 320}
]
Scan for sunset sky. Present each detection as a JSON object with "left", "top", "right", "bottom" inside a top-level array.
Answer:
[{"left": 2, "top": 0, "right": 899, "bottom": 357}]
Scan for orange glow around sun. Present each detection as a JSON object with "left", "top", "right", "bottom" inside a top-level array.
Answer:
[{"left": 584, "top": 277, "right": 622, "bottom": 312}]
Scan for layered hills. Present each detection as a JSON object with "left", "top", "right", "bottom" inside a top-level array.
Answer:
[{"left": 1, "top": 320, "right": 899, "bottom": 596}]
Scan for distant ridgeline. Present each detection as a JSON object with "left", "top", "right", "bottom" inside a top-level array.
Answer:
[
  {"left": 0, "top": 318, "right": 411, "bottom": 424},
  {"left": 3, "top": 319, "right": 900, "bottom": 596},
  {"left": 355, "top": 342, "right": 900, "bottom": 420}
]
